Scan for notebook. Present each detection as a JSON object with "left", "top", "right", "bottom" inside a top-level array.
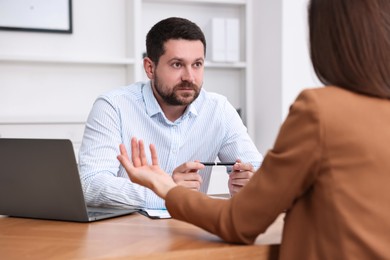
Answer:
[{"left": 0, "top": 138, "right": 138, "bottom": 222}]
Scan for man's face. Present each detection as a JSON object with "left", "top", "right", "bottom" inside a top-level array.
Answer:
[{"left": 151, "top": 39, "right": 204, "bottom": 106}]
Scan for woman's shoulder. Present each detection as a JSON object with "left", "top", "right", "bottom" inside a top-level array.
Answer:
[
  {"left": 297, "top": 86, "right": 364, "bottom": 107},
  {"left": 299, "top": 86, "right": 352, "bottom": 97}
]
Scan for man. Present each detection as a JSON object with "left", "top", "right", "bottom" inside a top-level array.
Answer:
[{"left": 79, "top": 17, "right": 262, "bottom": 209}]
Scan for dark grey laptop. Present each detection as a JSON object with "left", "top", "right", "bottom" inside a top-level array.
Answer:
[{"left": 0, "top": 138, "right": 138, "bottom": 222}]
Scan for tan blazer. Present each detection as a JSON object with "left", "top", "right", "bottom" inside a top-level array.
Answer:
[{"left": 165, "top": 86, "right": 390, "bottom": 259}]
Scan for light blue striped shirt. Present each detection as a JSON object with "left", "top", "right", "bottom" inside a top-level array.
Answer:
[{"left": 78, "top": 81, "right": 262, "bottom": 209}]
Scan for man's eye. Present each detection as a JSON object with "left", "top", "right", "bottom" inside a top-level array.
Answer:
[
  {"left": 172, "top": 63, "right": 182, "bottom": 68},
  {"left": 194, "top": 62, "right": 203, "bottom": 68}
]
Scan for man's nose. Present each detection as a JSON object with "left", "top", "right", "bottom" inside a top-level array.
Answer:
[{"left": 181, "top": 67, "right": 195, "bottom": 83}]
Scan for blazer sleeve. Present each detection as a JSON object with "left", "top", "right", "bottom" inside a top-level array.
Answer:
[{"left": 165, "top": 89, "right": 324, "bottom": 244}]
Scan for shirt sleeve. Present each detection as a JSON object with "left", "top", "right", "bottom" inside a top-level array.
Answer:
[
  {"left": 217, "top": 99, "right": 263, "bottom": 170},
  {"left": 165, "top": 89, "right": 323, "bottom": 244},
  {"left": 78, "top": 96, "right": 145, "bottom": 209}
]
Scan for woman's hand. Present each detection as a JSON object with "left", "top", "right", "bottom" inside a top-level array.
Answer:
[{"left": 117, "top": 137, "right": 177, "bottom": 199}]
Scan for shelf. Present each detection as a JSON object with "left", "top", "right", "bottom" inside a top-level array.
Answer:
[
  {"left": 0, "top": 55, "right": 245, "bottom": 69},
  {"left": 205, "top": 61, "right": 246, "bottom": 69},
  {"left": 143, "top": 0, "right": 247, "bottom": 5},
  {"left": 0, "top": 55, "right": 135, "bottom": 66},
  {"left": 0, "top": 55, "right": 246, "bottom": 69},
  {"left": 0, "top": 116, "right": 87, "bottom": 125}
]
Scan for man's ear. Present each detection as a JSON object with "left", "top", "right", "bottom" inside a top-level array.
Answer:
[{"left": 143, "top": 57, "right": 155, "bottom": 80}]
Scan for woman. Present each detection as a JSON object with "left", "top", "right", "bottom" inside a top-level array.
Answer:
[{"left": 117, "top": 0, "right": 390, "bottom": 258}]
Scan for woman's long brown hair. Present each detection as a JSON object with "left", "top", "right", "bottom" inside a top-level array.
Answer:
[{"left": 309, "top": 0, "right": 390, "bottom": 98}]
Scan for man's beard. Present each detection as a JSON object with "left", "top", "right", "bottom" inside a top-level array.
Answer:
[{"left": 153, "top": 75, "right": 201, "bottom": 106}]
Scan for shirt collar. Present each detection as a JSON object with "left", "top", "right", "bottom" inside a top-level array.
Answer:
[{"left": 143, "top": 81, "right": 161, "bottom": 117}]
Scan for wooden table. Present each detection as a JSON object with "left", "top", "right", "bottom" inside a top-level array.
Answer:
[{"left": 0, "top": 213, "right": 283, "bottom": 259}]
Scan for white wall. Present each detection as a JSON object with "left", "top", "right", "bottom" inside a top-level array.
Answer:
[
  {"left": 281, "top": 0, "right": 321, "bottom": 119},
  {"left": 0, "top": 0, "right": 129, "bottom": 153},
  {"left": 252, "top": 0, "right": 320, "bottom": 154},
  {"left": 252, "top": 0, "right": 282, "bottom": 154},
  {"left": 0, "top": 0, "right": 128, "bottom": 121}
]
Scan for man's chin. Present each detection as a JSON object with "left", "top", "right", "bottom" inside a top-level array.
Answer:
[{"left": 176, "top": 96, "right": 196, "bottom": 106}]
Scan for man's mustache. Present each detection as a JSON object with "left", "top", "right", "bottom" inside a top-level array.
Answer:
[{"left": 174, "top": 82, "right": 198, "bottom": 90}]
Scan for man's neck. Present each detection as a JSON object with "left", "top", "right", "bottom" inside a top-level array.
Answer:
[{"left": 159, "top": 102, "right": 187, "bottom": 122}]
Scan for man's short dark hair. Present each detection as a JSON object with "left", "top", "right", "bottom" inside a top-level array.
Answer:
[{"left": 146, "top": 17, "right": 206, "bottom": 64}]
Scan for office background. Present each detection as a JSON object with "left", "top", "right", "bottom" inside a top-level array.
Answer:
[{"left": 0, "top": 0, "right": 319, "bottom": 194}]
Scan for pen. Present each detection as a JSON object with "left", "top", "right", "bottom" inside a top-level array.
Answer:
[{"left": 200, "top": 162, "right": 236, "bottom": 166}]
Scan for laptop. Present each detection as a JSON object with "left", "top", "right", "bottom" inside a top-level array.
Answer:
[{"left": 0, "top": 138, "right": 138, "bottom": 222}]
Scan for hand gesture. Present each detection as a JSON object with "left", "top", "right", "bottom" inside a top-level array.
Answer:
[{"left": 117, "top": 137, "right": 176, "bottom": 199}]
